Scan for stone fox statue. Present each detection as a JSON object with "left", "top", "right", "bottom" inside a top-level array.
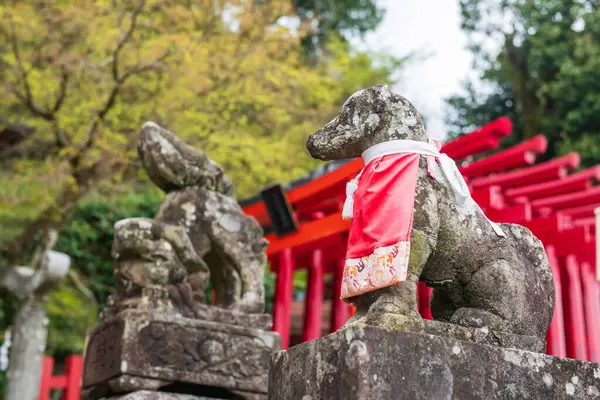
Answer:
[
  {"left": 306, "top": 84, "right": 555, "bottom": 341},
  {"left": 135, "top": 122, "right": 268, "bottom": 314}
]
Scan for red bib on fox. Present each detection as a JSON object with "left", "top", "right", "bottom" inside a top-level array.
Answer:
[{"left": 340, "top": 139, "right": 505, "bottom": 301}]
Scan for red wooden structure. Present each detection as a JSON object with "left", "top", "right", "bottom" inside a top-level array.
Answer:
[
  {"left": 242, "top": 117, "right": 600, "bottom": 361},
  {"left": 38, "top": 355, "right": 83, "bottom": 400}
]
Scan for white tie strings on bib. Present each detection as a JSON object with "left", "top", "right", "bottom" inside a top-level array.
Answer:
[{"left": 341, "top": 139, "right": 506, "bottom": 238}]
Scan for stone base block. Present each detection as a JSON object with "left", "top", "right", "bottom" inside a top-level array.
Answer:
[
  {"left": 82, "top": 309, "right": 280, "bottom": 399},
  {"left": 269, "top": 324, "right": 600, "bottom": 400},
  {"left": 105, "top": 391, "right": 213, "bottom": 400},
  {"left": 104, "top": 390, "right": 265, "bottom": 400},
  {"left": 362, "top": 312, "right": 544, "bottom": 352}
]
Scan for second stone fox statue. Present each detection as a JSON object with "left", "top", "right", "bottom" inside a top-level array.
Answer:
[
  {"left": 306, "top": 84, "right": 555, "bottom": 351},
  {"left": 110, "top": 122, "right": 268, "bottom": 316}
]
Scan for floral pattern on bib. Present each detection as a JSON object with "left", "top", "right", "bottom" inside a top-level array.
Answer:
[{"left": 341, "top": 240, "right": 410, "bottom": 300}]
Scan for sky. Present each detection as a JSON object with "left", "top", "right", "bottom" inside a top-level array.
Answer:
[{"left": 359, "top": 0, "right": 474, "bottom": 140}]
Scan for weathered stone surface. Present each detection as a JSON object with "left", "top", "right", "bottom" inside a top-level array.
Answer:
[
  {"left": 107, "top": 392, "right": 211, "bottom": 400},
  {"left": 360, "top": 312, "right": 544, "bottom": 353},
  {"left": 83, "top": 122, "right": 278, "bottom": 400},
  {"left": 137, "top": 122, "right": 268, "bottom": 314},
  {"left": 269, "top": 325, "right": 600, "bottom": 400},
  {"left": 82, "top": 310, "right": 279, "bottom": 399},
  {"left": 137, "top": 122, "right": 235, "bottom": 197},
  {"left": 306, "top": 85, "right": 555, "bottom": 349},
  {"left": 104, "top": 121, "right": 270, "bottom": 320},
  {"left": 153, "top": 185, "right": 268, "bottom": 314},
  {"left": 105, "top": 390, "right": 266, "bottom": 400}
]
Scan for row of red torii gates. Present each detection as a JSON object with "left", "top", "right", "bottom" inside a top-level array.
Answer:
[{"left": 241, "top": 117, "right": 600, "bottom": 362}]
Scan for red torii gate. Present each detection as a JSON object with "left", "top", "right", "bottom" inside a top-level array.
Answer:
[{"left": 242, "top": 117, "right": 600, "bottom": 361}]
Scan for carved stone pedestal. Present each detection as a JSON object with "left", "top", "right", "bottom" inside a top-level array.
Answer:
[
  {"left": 269, "top": 324, "right": 600, "bottom": 400},
  {"left": 82, "top": 309, "right": 280, "bottom": 400}
]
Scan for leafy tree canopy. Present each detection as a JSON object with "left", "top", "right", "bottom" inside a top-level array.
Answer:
[
  {"left": 292, "top": 0, "right": 384, "bottom": 53},
  {"left": 0, "top": 0, "right": 405, "bottom": 363},
  {"left": 446, "top": 0, "right": 600, "bottom": 166},
  {"left": 0, "top": 0, "right": 404, "bottom": 264}
]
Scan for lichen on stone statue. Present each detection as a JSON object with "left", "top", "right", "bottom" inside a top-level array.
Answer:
[
  {"left": 105, "top": 121, "right": 269, "bottom": 319},
  {"left": 306, "top": 84, "right": 555, "bottom": 352},
  {"left": 82, "top": 123, "right": 278, "bottom": 400}
]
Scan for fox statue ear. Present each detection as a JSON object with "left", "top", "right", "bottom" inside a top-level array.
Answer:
[
  {"left": 137, "top": 121, "right": 207, "bottom": 192},
  {"left": 379, "top": 84, "right": 391, "bottom": 94},
  {"left": 139, "top": 122, "right": 188, "bottom": 191}
]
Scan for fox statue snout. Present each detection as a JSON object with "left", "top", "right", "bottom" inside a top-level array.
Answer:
[{"left": 306, "top": 84, "right": 427, "bottom": 161}]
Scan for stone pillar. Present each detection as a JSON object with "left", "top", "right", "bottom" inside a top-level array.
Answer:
[
  {"left": 273, "top": 249, "right": 294, "bottom": 349},
  {"left": 330, "top": 259, "right": 348, "bottom": 333},
  {"left": 302, "top": 248, "right": 323, "bottom": 342}
]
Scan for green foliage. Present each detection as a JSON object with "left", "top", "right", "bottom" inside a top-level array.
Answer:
[
  {"left": 0, "top": 0, "right": 405, "bottom": 362},
  {"left": 0, "top": 188, "right": 282, "bottom": 357},
  {"left": 0, "top": 188, "right": 163, "bottom": 356},
  {"left": 294, "top": 0, "right": 383, "bottom": 38},
  {"left": 446, "top": 0, "right": 600, "bottom": 167},
  {"left": 293, "top": 0, "right": 384, "bottom": 54},
  {"left": 53, "top": 188, "right": 164, "bottom": 305},
  {"left": 446, "top": 74, "right": 525, "bottom": 151},
  {"left": 264, "top": 268, "right": 276, "bottom": 315},
  {"left": 46, "top": 284, "right": 98, "bottom": 357},
  {"left": 0, "top": 0, "right": 406, "bottom": 257},
  {"left": 293, "top": 269, "right": 308, "bottom": 293}
]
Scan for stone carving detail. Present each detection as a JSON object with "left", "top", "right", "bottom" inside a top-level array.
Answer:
[
  {"left": 83, "top": 311, "right": 275, "bottom": 395},
  {"left": 306, "top": 84, "right": 555, "bottom": 351},
  {"left": 136, "top": 322, "right": 271, "bottom": 379},
  {"left": 82, "top": 123, "right": 279, "bottom": 400},
  {"left": 82, "top": 319, "right": 124, "bottom": 386}
]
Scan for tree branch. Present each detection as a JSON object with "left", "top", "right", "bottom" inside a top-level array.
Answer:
[
  {"left": 67, "top": 270, "right": 96, "bottom": 302},
  {"left": 8, "top": 14, "right": 71, "bottom": 148},
  {"left": 120, "top": 50, "right": 172, "bottom": 82},
  {"left": 6, "top": 150, "right": 124, "bottom": 264},
  {"left": 0, "top": 229, "right": 70, "bottom": 300},
  {"left": 3, "top": 1, "right": 164, "bottom": 265},
  {"left": 52, "top": 66, "right": 69, "bottom": 114},
  {"left": 0, "top": 138, "right": 57, "bottom": 161},
  {"left": 29, "top": 230, "right": 58, "bottom": 271},
  {"left": 112, "top": 1, "right": 146, "bottom": 82},
  {"left": 8, "top": 17, "right": 54, "bottom": 122},
  {"left": 72, "top": 49, "right": 171, "bottom": 166},
  {"left": 69, "top": 1, "right": 174, "bottom": 166}
]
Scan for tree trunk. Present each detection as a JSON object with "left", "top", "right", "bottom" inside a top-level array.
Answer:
[
  {"left": 504, "top": 35, "right": 543, "bottom": 139},
  {"left": 4, "top": 296, "right": 49, "bottom": 400}
]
